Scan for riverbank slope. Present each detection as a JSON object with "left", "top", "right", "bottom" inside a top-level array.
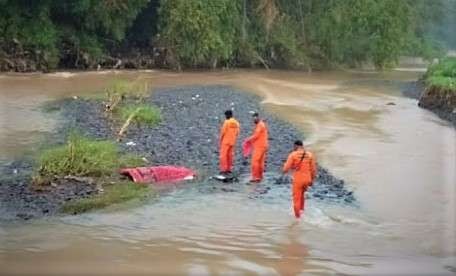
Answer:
[{"left": 403, "top": 58, "right": 456, "bottom": 127}]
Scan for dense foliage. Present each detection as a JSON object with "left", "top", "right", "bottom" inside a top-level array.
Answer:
[
  {"left": 0, "top": 0, "right": 454, "bottom": 71},
  {"left": 425, "top": 57, "right": 456, "bottom": 90},
  {"left": 0, "top": 0, "right": 148, "bottom": 70},
  {"left": 119, "top": 104, "right": 161, "bottom": 126}
]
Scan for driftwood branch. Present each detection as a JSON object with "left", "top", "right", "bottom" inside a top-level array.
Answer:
[
  {"left": 255, "top": 53, "right": 270, "bottom": 70},
  {"left": 117, "top": 108, "right": 140, "bottom": 141}
]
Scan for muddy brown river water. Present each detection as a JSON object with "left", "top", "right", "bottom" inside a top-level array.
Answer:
[{"left": 0, "top": 69, "right": 455, "bottom": 275}]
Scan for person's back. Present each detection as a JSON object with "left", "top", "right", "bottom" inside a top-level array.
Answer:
[
  {"left": 286, "top": 149, "right": 316, "bottom": 185},
  {"left": 219, "top": 110, "right": 240, "bottom": 174},
  {"left": 221, "top": 117, "right": 240, "bottom": 146}
]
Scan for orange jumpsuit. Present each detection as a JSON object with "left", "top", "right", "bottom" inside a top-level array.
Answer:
[
  {"left": 219, "top": 117, "right": 240, "bottom": 172},
  {"left": 247, "top": 120, "right": 268, "bottom": 181},
  {"left": 283, "top": 149, "right": 317, "bottom": 218}
]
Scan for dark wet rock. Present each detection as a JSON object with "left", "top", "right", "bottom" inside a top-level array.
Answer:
[
  {"left": 16, "top": 213, "right": 33, "bottom": 220},
  {"left": 0, "top": 173, "right": 98, "bottom": 220}
]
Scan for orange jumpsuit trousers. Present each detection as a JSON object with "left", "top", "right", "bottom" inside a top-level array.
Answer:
[
  {"left": 220, "top": 145, "right": 234, "bottom": 172},
  {"left": 292, "top": 181, "right": 310, "bottom": 218},
  {"left": 251, "top": 147, "right": 267, "bottom": 180}
]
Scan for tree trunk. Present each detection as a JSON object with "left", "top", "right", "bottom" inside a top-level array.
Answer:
[
  {"left": 298, "top": 0, "right": 306, "bottom": 44},
  {"left": 242, "top": 0, "right": 247, "bottom": 41}
]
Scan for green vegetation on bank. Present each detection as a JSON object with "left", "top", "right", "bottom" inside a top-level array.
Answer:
[
  {"left": 61, "top": 181, "right": 153, "bottom": 214},
  {"left": 97, "top": 78, "right": 160, "bottom": 137},
  {"left": 119, "top": 104, "right": 161, "bottom": 126},
  {"left": 0, "top": 0, "right": 454, "bottom": 71},
  {"left": 34, "top": 132, "right": 152, "bottom": 214},
  {"left": 33, "top": 79, "right": 162, "bottom": 214},
  {"left": 106, "top": 79, "right": 150, "bottom": 100},
  {"left": 425, "top": 57, "right": 456, "bottom": 90},
  {"left": 34, "top": 133, "right": 144, "bottom": 184}
]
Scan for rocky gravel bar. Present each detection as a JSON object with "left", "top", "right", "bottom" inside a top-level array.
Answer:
[{"left": 0, "top": 85, "right": 356, "bottom": 220}]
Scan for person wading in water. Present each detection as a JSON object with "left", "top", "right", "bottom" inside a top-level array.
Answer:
[{"left": 282, "top": 140, "right": 317, "bottom": 218}]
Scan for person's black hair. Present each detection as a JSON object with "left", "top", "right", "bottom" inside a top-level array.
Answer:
[
  {"left": 252, "top": 112, "right": 259, "bottom": 117},
  {"left": 294, "top": 140, "right": 303, "bottom": 146},
  {"left": 225, "top": 110, "right": 233, "bottom": 118}
]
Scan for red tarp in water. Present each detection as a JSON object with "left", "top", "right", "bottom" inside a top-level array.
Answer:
[{"left": 120, "top": 166, "right": 196, "bottom": 184}]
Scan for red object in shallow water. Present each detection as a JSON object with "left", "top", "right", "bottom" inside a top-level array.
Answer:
[{"left": 120, "top": 166, "right": 196, "bottom": 184}]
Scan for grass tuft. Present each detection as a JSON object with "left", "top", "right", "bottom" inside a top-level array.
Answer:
[
  {"left": 119, "top": 104, "right": 161, "bottom": 126},
  {"left": 106, "top": 79, "right": 150, "bottom": 99},
  {"left": 34, "top": 132, "right": 144, "bottom": 184}
]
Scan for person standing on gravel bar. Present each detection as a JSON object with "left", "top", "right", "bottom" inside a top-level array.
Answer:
[
  {"left": 219, "top": 110, "right": 240, "bottom": 174},
  {"left": 245, "top": 112, "right": 269, "bottom": 182},
  {"left": 283, "top": 140, "right": 317, "bottom": 218}
]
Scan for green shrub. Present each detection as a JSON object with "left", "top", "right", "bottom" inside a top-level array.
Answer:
[
  {"left": 427, "top": 76, "right": 456, "bottom": 90},
  {"left": 119, "top": 104, "right": 161, "bottom": 126},
  {"left": 35, "top": 133, "right": 145, "bottom": 183},
  {"left": 37, "top": 133, "right": 119, "bottom": 179},
  {"left": 426, "top": 57, "right": 456, "bottom": 89},
  {"left": 61, "top": 182, "right": 152, "bottom": 214},
  {"left": 106, "top": 79, "right": 150, "bottom": 99}
]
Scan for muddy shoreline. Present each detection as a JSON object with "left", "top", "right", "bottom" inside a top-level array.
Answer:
[
  {"left": 0, "top": 85, "right": 355, "bottom": 220},
  {"left": 403, "top": 81, "right": 456, "bottom": 127},
  {"left": 0, "top": 50, "right": 160, "bottom": 73}
]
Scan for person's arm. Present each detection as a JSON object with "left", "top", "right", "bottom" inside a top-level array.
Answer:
[
  {"left": 310, "top": 152, "right": 317, "bottom": 183},
  {"left": 247, "top": 123, "right": 263, "bottom": 143},
  {"left": 219, "top": 121, "right": 227, "bottom": 145},
  {"left": 282, "top": 153, "right": 294, "bottom": 174},
  {"left": 235, "top": 121, "right": 240, "bottom": 139}
]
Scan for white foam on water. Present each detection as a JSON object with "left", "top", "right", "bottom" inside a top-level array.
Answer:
[{"left": 47, "top": 72, "right": 76, "bottom": 78}]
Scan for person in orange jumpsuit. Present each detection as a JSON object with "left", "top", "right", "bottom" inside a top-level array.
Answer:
[
  {"left": 219, "top": 110, "right": 240, "bottom": 174},
  {"left": 245, "top": 112, "right": 268, "bottom": 182},
  {"left": 283, "top": 140, "right": 317, "bottom": 218}
]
